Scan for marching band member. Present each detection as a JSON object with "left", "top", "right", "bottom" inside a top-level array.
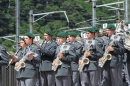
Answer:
[
  {"left": 99, "top": 24, "right": 125, "bottom": 86},
  {"left": 79, "top": 27, "right": 104, "bottom": 86},
  {"left": 0, "top": 44, "right": 8, "bottom": 85},
  {"left": 39, "top": 30, "right": 57, "bottom": 86},
  {"left": 68, "top": 32, "right": 83, "bottom": 86},
  {"left": 15, "top": 32, "right": 41, "bottom": 86},
  {"left": 52, "top": 32, "right": 76, "bottom": 86}
]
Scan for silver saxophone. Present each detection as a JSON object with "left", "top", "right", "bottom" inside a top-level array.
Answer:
[
  {"left": 98, "top": 36, "right": 118, "bottom": 68},
  {"left": 52, "top": 45, "right": 70, "bottom": 71},
  {"left": 14, "top": 51, "right": 34, "bottom": 71},
  {"left": 124, "top": 32, "right": 130, "bottom": 51},
  {"left": 78, "top": 40, "right": 92, "bottom": 72}
]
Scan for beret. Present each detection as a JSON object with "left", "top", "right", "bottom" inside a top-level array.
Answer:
[
  {"left": 44, "top": 30, "right": 53, "bottom": 36},
  {"left": 68, "top": 32, "right": 77, "bottom": 37},
  {"left": 106, "top": 24, "right": 116, "bottom": 30},
  {"left": 25, "top": 32, "right": 35, "bottom": 39},
  {"left": 57, "top": 32, "right": 68, "bottom": 38}
]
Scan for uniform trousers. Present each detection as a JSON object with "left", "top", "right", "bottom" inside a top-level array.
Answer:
[
  {"left": 36, "top": 68, "right": 41, "bottom": 86},
  {"left": 55, "top": 76, "right": 71, "bottom": 86},
  {"left": 40, "top": 71, "right": 55, "bottom": 86},
  {"left": 80, "top": 70, "right": 99, "bottom": 86},
  {"left": 72, "top": 71, "right": 80, "bottom": 86},
  {"left": 124, "top": 63, "right": 130, "bottom": 86},
  {"left": 18, "top": 78, "right": 35, "bottom": 86},
  {"left": 102, "top": 65, "right": 123, "bottom": 86}
]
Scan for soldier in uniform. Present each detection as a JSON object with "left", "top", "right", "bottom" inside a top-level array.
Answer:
[
  {"left": 0, "top": 44, "right": 8, "bottom": 85},
  {"left": 79, "top": 27, "right": 104, "bottom": 86},
  {"left": 52, "top": 32, "right": 76, "bottom": 86},
  {"left": 11, "top": 37, "right": 27, "bottom": 86},
  {"left": 68, "top": 32, "right": 83, "bottom": 86},
  {"left": 124, "top": 22, "right": 130, "bottom": 31},
  {"left": 39, "top": 30, "right": 57, "bottom": 86},
  {"left": 15, "top": 32, "right": 41, "bottom": 86},
  {"left": 99, "top": 24, "right": 125, "bottom": 86}
]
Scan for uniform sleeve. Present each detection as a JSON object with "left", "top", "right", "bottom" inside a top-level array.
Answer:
[
  {"left": 61, "top": 45, "right": 76, "bottom": 62},
  {"left": 0, "top": 46, "right": 9, "bottom": 66},
  {"left": 91, "top": 40, "right": 104, "bottom": 59},
  {"left": 75, "top": 43, "right": 83, "bottom": 60},
  {"left": 26, "top": 45, "right": 41, "bottom": 64},
  {"left": 112, "top": 39, "right": 125, "bottom": 55},
  {"left": 40, "top": 42, "right": 57, "bottom": 57}
]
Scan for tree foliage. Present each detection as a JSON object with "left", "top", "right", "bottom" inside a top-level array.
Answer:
[{"left": 0, "top": 0, "right": 124, "bottom": 51}]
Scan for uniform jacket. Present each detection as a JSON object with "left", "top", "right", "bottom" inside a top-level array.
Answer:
[
  {"left": 16, "top": 43, "right": 41, "bottom": 78},
  {"left": 39, "top": 39, "right": 57, "bottom": 71},
  {"left": 81, "top": 39, "right": 103, "bottom": 71},
  {"left": 70, "top": 41, "right": 82, "bottom": 71},
  {"left": 55, "top": 42, "right": 76, "bottom": 77},
  {"left": 104, "top": 35, "right": 125, "bottom": 67}
]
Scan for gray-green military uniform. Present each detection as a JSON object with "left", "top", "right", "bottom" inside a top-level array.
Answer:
[
  {"left": 39, "top": 39, "right": 57, "bottom": 86},
  {"left": 55, "top": 42, "right": 76, "bottom": 86},
  {"left": 16, "top": 43, "right": 41, "bottom": 86}
]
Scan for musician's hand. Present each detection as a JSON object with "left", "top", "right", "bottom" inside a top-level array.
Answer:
[
  {"left": 78, "top": 60, "right": 82, "bottom": 65},
  {"left": 11, "top": 55, "right": 18, "bottom": 60},
  {"left": 86, "top": 51, "right": 91, "bottom": 56},
  {"left": 107, "top": 46, "right": 114, "bottom": 51},
  {"left": 15, "top": 62, "right": 19, "bottom": 66},
  {"left": 99, "top": 57, "right": 104, "bottom": 61},
  {"left": 29, "top": 54, "right": 34, "bottom": 60},
  {"left": 57, "top": 52, "right": 63, "bottom": 59},
  {"left": 52, "top": 61, "right": 56, "bottom": 66}
]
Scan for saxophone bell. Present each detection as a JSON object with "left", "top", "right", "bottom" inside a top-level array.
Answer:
[
  {"left": 20, "top": 62, "right": 26, "bottom": 68},
  {"left": 106, "top": 54, "right": 112, "bottom": 60},
  {"left": 83, "top": 58, "right": 89, "bottom": 64}
]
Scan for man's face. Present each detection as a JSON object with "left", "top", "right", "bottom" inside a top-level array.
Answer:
[
  {"left": 24, "top": 36, "right": 32, "bottom": 45},
  {"left": 57, "top": 37, "right": 66, "bottom": 44},
  {"left": 106, "top": 29, "right": 115, "bottom": 36},
  {"left": 68, "top": 35, "right": 76, "bottom": 43},
  {"left": 19, "top": 40, "right": 26, "bottom": 48},
  {"left": 44, "top": 33, "right": 51, "bottom": 41},
  {"left": 86, "top": 32, "right": 94, "bottom": 39}
]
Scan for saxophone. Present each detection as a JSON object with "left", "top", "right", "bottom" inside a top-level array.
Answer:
[
  {"left": 14, "top": 51, "right": 34, "bottom": 71},
  {"left": 98, "top": 36, "right": 118, "bottom": 68},
  {"left": 78, "top": 40, "right": 92, "bottom": 72},
  {"left": 124, "top": 31, "right": 130, "bottom": 51},
  {"left": 52, "top": 45, "right": 70, "bottom": 71}
]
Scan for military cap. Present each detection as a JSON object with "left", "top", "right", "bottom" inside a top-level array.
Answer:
[
  {"left": 57, "top": 32, "right": 68, "bottom": 38},
  {"left": 25, "top": 32, "right": 35, "bottom": 39},
  {"left": 77, "top": 33, "right": 81, "bottom": 37},
  {"left": 44, "top": 30, "right": 53, "bottom": 36},
  {"left": 98, "top": 33, "right": 102, "bottom": 37},
  {"left": 86, "top": 27, "right": 96, "bottom": 33},
  {"left": 93, "top": 26, "right": 99, "bottom": 32},
  {"left": 106, "top": 24, "right": 116, "bottom": 30},
  {"left": 68, "top": 32, "right": 77, "bottom": 37},
  {"left": 125, "top": 22, "right": 130, "bottom": 26},
  {"left": 20, "top": 37, "right": 24, "bottom": 41}
]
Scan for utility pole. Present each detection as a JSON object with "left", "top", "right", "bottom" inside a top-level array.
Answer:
[
  {"left": 92, "top": 0, "right": 96, "bottom": 26},
  {"left": 125, "top": 0, "right": 130, "bottom": 22},
  {"left": 15, "top": 0, "right": 20, "bottom": 51},
  {"left": 29, "top": 10, "right": 33, "bottom": 33}
]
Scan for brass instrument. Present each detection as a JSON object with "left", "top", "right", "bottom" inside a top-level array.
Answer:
[
  {"left": 14, "top": 51, "right": 35, "bottom": 71},
  {"left": 98, "top": 35, "right": 119, "bottom": 68},
  {"left": 6, "top": 51, "right": 15, "bottom": 68},
  {"left": 78, "top": 40, "right": 92, "bottom": 72},
  {"left": 33, "top": 40, "right": 43, "bottom": 47},
  {"left": 52, "top": 45, "right": 70, "bottom": 71},
  {"left": 124, "top": 32, "right": 130, "bottom": 51}
]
